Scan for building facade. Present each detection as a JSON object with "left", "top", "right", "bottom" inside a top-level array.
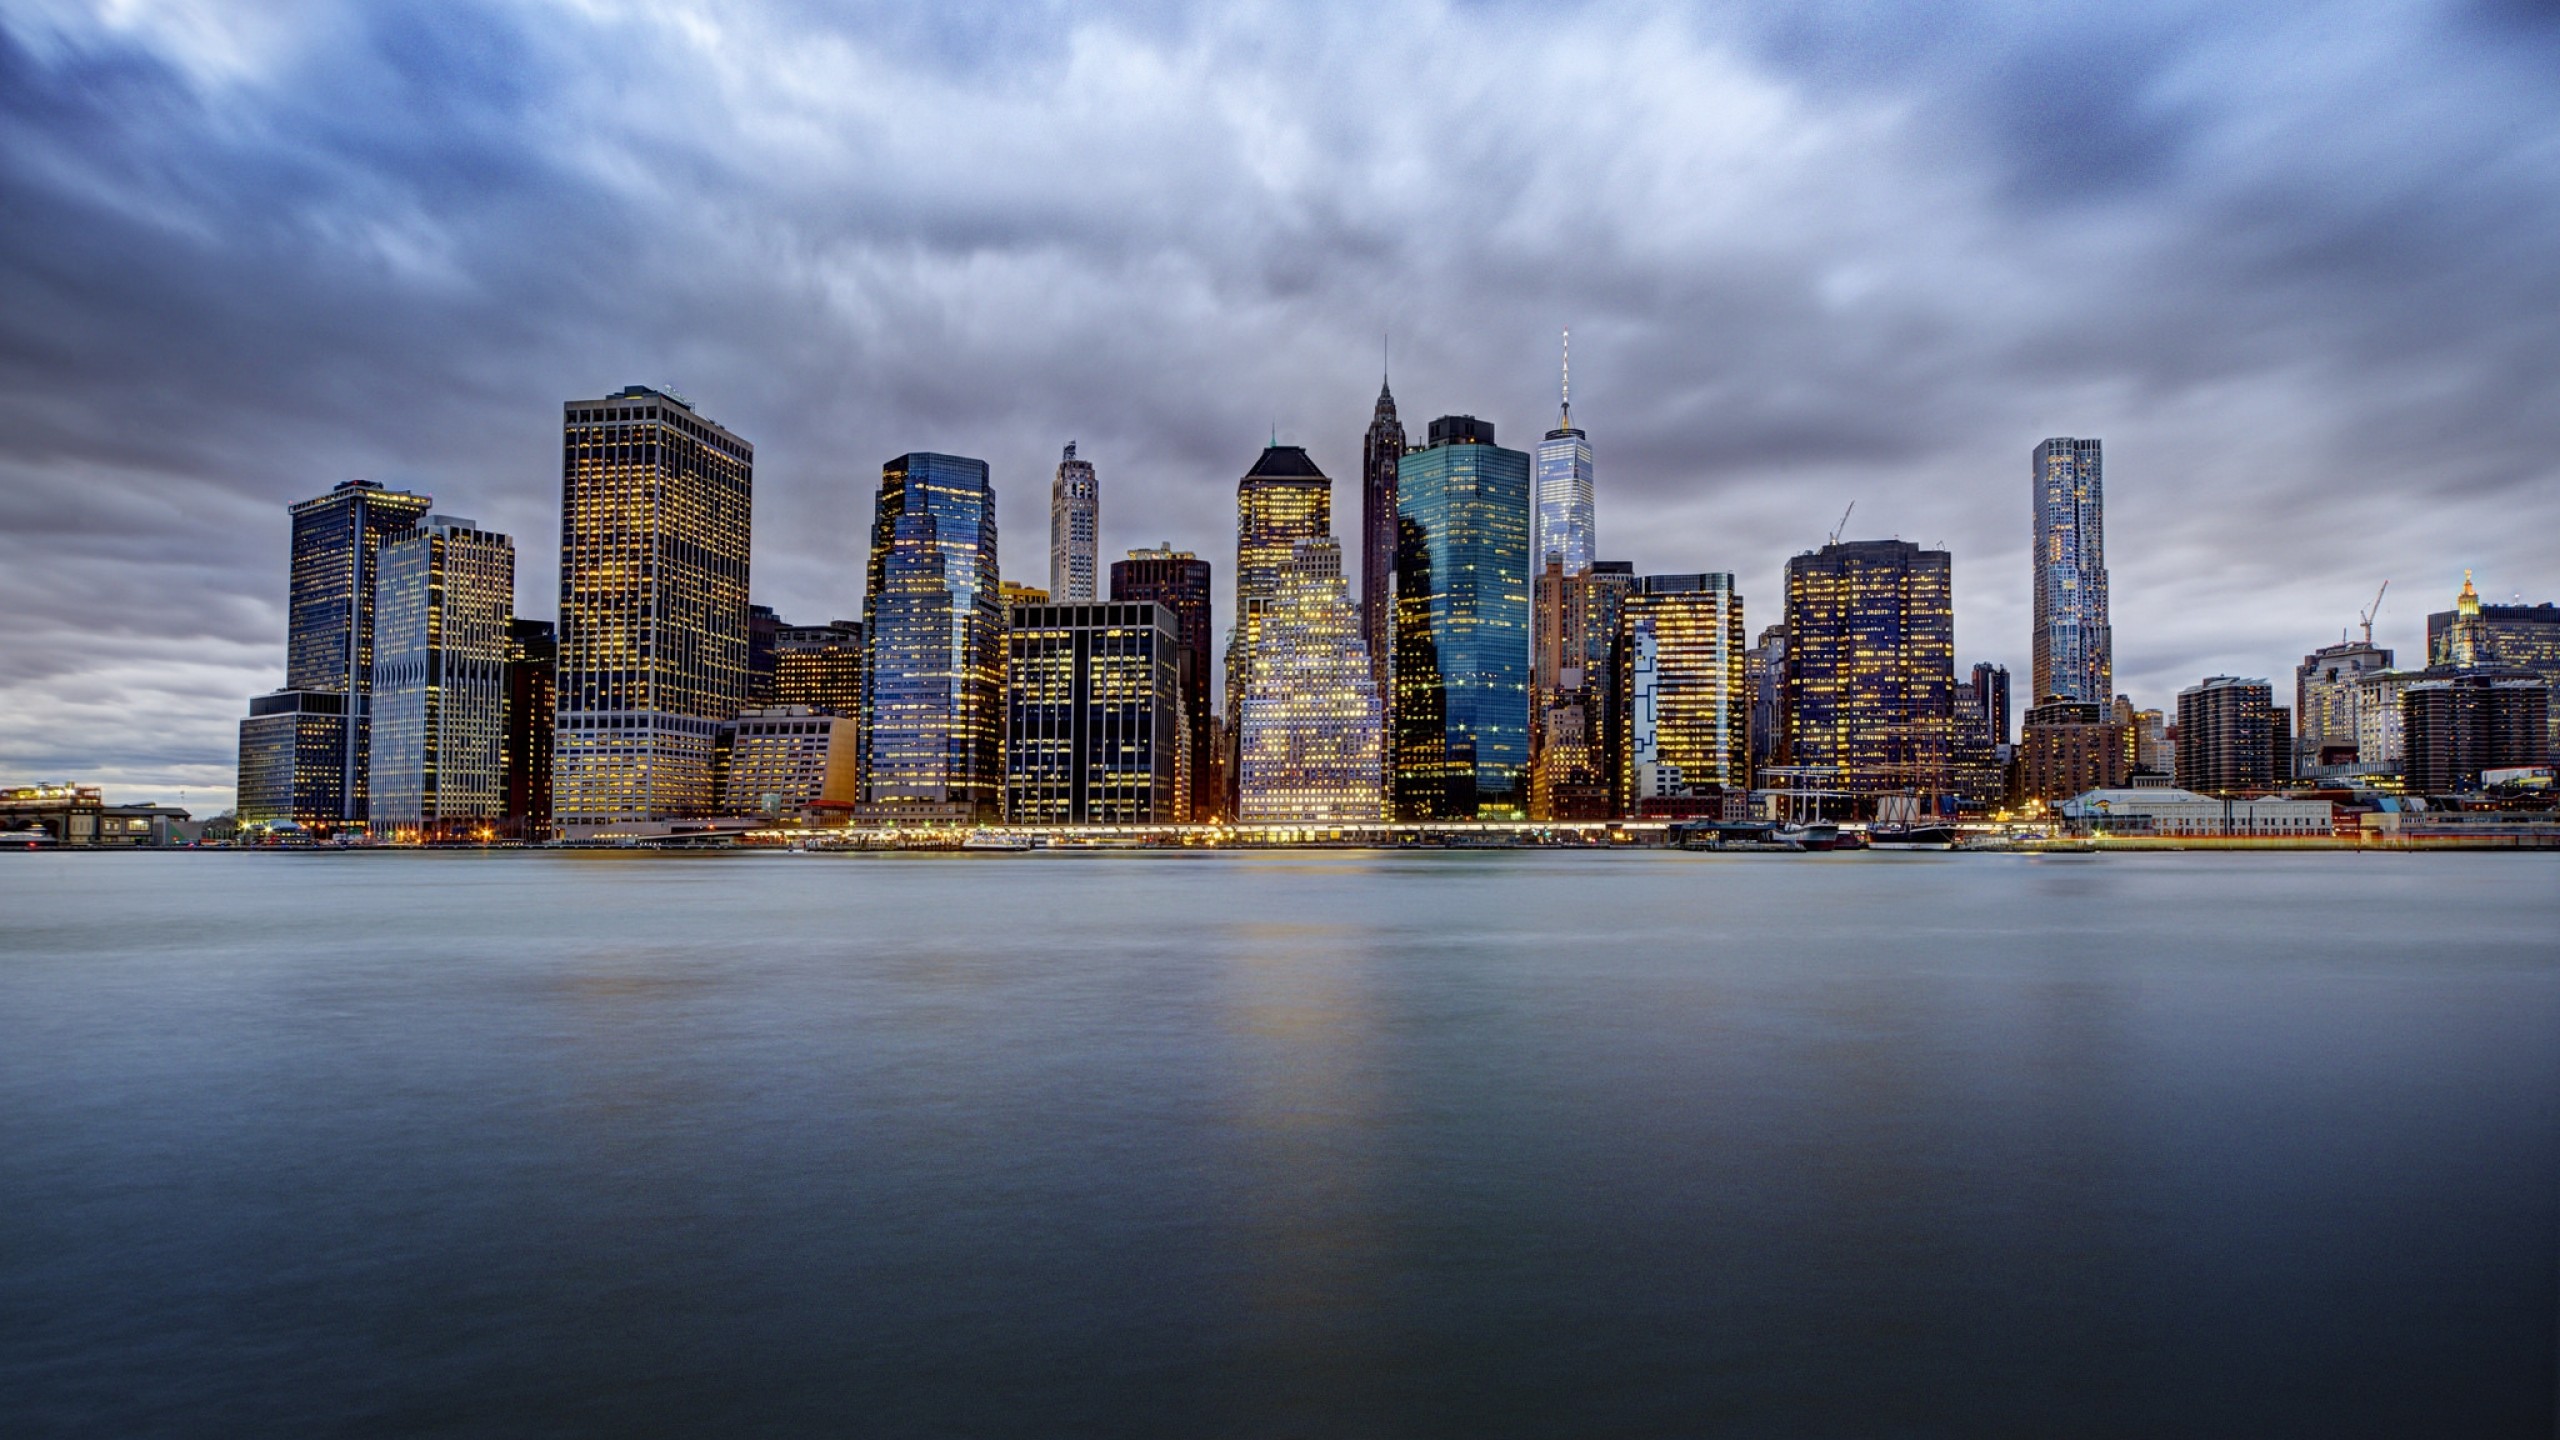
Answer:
[
  {"left": 715, "top": 706, "right": 857, "bottom": 816},
  {"left": 1781, "top": 539, "right": 1957, "bottom": 799},
  {"left": 1049, "top": 442, "right": 1099, "bottom": 603},
  {"left": 1231, "top": 445, "right": 1336, "bottom": 707},
  {"left": 2031, "top": 437, "right": 2112, "bottom": 706},
  {"left": 2428, "top": 573, "right": 2560, "bottom": 761},
  {"left": 2175, "top": 675, "right": 2275, "bottom": 795},
  {"left": 1532, "top": 340, "right": 1595, "bottom": 576},
  {"left": 862, "top": 452, "right": 1003, "bottom": 821},
  {"left": 554, "top": 386, "right": 754, "bottom": 831},
  {"left": 1615, "top": 574, "right": 1748, "bottom": 811},
  {"left": 1237, "top": 538, "right": 1385, "bottom": 824},
  {"left": 2013, "top": 698, "right": 2132, "bottom": 805},
  {"left": 369, "top": 517, "right": 515, "bottom": 839},
  {"left": 1529, "top": 558, "right": 1608, "bottom": 820},
  {"left": 1971, "top": 662, "right": 2013, "bottom": 748},
  {"left": 1392, "top": 416, "right": 1532, "bottom": 821},
  {"left": 1110, "top": 547, "right": 1216, "bottom": 822},
  {"left": 2056, "top": 786, "right": 2334, "bottom": 838},
  {"left": 1360, "top": 377, "right": 1407, "bottom": 700},
  {"left": 773, "top": 620, "right": 864, "bottom": 715},
  {"left": 248, "top": 477, "right": 435, "bottom": 825},
  {"left": 2402, "top": 674, "right": 2549, "bottom": 793},
  {"left": 2295, "top": 636, "right": 2393, "bottom": 775},
  {"left": 1006, "top": 601, "right": 1185, "bottom": 825},
  {"left": 236, "top": 690, "right": 350, "bottom": 828}
]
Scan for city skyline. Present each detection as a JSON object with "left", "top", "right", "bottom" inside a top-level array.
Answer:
[{"left": 4, "top": 4, "right": 2558, "bottom": 811}]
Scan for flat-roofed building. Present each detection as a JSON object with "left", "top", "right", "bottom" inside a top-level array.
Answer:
[
  {"left": 370, "top": 516, "right": 515, "bottom": 840},
  {"left": 714, "top": 706, "right": 857, "bottom": 817},
  {"left": 1006, "top": 601, "right": 1186, "bottom": 825}
]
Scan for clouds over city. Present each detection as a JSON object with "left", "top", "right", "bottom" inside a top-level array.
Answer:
[{"left": 3, "top": 0, "right": 2554, "bottom": 807}]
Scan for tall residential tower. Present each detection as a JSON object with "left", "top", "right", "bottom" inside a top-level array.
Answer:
[{"left": 2032, "top": 437, "right": 2112, "bottom": 705}]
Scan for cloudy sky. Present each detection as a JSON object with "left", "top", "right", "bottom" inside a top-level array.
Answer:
[{"left": 3, "top": 0, "right": 2555, "bottom": 810}]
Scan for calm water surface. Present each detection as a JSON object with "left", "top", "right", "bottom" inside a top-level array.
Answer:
[{"left": 2, "top": 850, "right": 2555, "bottom": 1437}]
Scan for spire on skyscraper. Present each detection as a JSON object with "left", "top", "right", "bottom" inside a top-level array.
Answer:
[{"left": 1559, "top": 328, "right": 1571, "bottom": 430}]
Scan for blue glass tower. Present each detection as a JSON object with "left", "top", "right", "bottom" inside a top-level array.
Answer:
[
  {"left": 862, "top": 452, "right": 1004, "bottom": 820},
  {"left": 1532, "top": 332, "right": 1594, "bottom": 575},
  {"left": 1392, "top": 415, "right": 1533, "bottom": 820}
]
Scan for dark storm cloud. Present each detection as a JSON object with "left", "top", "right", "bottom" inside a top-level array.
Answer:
[{"left": 1, "top": 0, "right": 2554, "bottom": 807}]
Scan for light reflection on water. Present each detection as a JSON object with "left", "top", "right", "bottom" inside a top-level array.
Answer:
[{"left": 1, "top": 849, "right": 2554, "bottom": 1437}]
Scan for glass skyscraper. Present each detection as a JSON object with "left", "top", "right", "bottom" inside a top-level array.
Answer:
[
  {"left": 862, "top": 451, "right": 1004, "bottom": 821},
  {"left": 1049, "top": 442, "right": 1099, "bottom": 603},
  {"left": 1532, "top": 338, "right": 1594, "bottom": 576},
  {"left": 554, "top": 386, "right": 754, "bottom": 831},
  {"left": 1782, "top": 539, "right": 1956, "bottom": 799},
  {"left": 2032, "top": 437, "right": 2111, "bottom": 706},
  {"left": 369, "top": 516, "right": 515, "bottom": 838},
  {"left": 1392, "top": 415, "right": 1532, "bottom": 820}
]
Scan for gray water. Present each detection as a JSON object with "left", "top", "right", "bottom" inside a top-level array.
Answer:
[{"left": 1, "top": 850, "right": 2555, "bottom": 1437}]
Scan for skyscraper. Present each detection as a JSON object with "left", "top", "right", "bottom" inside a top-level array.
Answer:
[
  {"left": 1970, "top": 662, "right": 2012, "bottom": 749},
  {"left": 2428, "top": 573, "right": 2560, "bottom": 762},
  {"left": 2031, "top": 438, "right": 2111, "bottom": 706},
  {"left": 504, "top": 619, "right": 555, "bottom": 841},
  {"left": 1393, "top": 415, "right": 1532, "bottom": 820},
  {"left": 1006, "top": 600, "right": 1187, "bottom": 825},
  {"left": 1049, "top": 442, "right": 1099, "bottom": 603},
  {"left": 554, "top": 386, "right": 754, "bottom": 831},
  {"left": 1746, "top": 624, "right": 1789, "bottom": 774},
  {"left": 1238, "top": 537, "right": 1385, "bottom": 824},
  {"left": 1615, "top": 574, "right": 1747, "bottom": 812},
  {"left": 773, "top": 620, "right": 864, "bottom": 716},
  {"left": 1111, "top": 546, "right": 1215, "bottom": 822},
  {"left": 247, "top": 477, "right": 434, "bottom": 824},
  {"left": 1360, "top": 369, "right": 1407, "bottom": 700},
  {"left": 862, "top": 452, "right": 1003, "bottom": 821},
  {"left": 2402, "top": 675, "right": 2549, "bottom": 792},
  {"left": 369, "top": 516, "right": 515, "bottom": 839},
  {"left": 747, "top": 603, "right": 782, "bottom": 704},
  {"left": 1229, "top": 444, "right": 1335, "bottom": 713},
  {"left": 1782, "top": 539, "right": 1957, "bottom": 799},
  {"left": 1533, "top": 332, "right": 1595, "bottom": 576},
  {"left": 1529, "top": 557, "right": 1608, "bottom": 820},
  {"left": 2175, "top": 675, "right": 2275, "bottom": 795}
]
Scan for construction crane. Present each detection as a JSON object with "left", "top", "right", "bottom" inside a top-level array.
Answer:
[
  {"left": 1827, "top": 501, "right": 1855, "bottom": 548},
  {"left": 2358, "top": 580, "right": 2389, "bottom": 646}
]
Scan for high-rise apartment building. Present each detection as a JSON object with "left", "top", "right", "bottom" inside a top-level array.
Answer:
[
  {"left": 2031, "top": 438, "right": 2111, "bottom": 706},
  {"left": 2402, "top": 674, "right": 2549, "bottom": 792},
  {"left": 241, "top": 478, "right": 435, "bottom": 825},
  {"left": 862, "top": 452, "right": 1003, "bottom": 821},
  {"left": 2175, "top": 675, "right": 2275, "bottom": 795},
  {"left": 1360, "top": 375, "right": 1407, "bottom": 699},
  {"left": 1782, "top": 540, "right": 1957, "bottom": 799},
  {"left": 1533, "top": 335, "right": 1596, "bottom": 576},
  {"left": 1237, "top": 538, "right": 1385, "bottom": 824},
  {"left": 1392, "top": 416, "right": 1532, "bottom": 820},
  {"left": 1006, "top": 601, "right": 1186, "bottom": 825},
  {"left": 554, "top": 386, "right": 753, "bottom": 832},
  {"left": 1111, "top": 547, "right": 1216, "bottom": 822},
  {"left": 2013, "top": 698, "right": 2132, "bottom": 803},
  {"left": 369, "top": 517, "right": 515, "bottom": 839},
  {"left": 1615, "top": 574, "right": 1747, "bottom": 811},
  {"left": 1049, "top": 442, "right": 1099, "bottom": 603},
  {"left": 504, "top": 619, "right": 555, "bottom": 840},
  {"left": 1971, "top": 662, "right": 2013, "bottom": 749}
]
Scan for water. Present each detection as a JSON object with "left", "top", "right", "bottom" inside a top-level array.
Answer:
[{"left": 2, "top": 850, "right": 2554, "bottom": 1437}]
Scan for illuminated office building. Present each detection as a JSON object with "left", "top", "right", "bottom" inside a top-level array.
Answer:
[
  {"left": 1238, "top": 538, "right": 1384, "bottom": 824},
  {"left": 236, "top": 690, "right": 349, "bottom": 828},
  {"left": 747, "top": 604, "right": 781, "bottom": 705},
  {"left": 2031, "top": 437, "right": 2112, "bottom": 706},
  {"left": 774, "top": 620, "right": 863, "bottom": 715},
  {"left": 1392, "top": 415, "right": 1531, "bottom": 820},
  {"left": 554, "top": 386, "right": 754, "bottom": 831},
  {"left": 1746, "top": 625, "right": 1788, "bottom": 773},
  {"left": 1049, "top": 442, "right": 1100, "bottom": 602},
  {"left": 1006, "top": 601, "right": 1186, "bottom": 825},
  {"left": 862, "top": 452, "right": 1003, "bottom": 821},
  {"left": 1580, "top": 561, "right": 1637, "bottom": 809},
  {"left": 1360, "top": 373, "right": 1407, "bottom": 698},
  {"left": 240, "top": 477, "right": 436, "bottom": 825},
  {"left": 2175, "top": 675, "right": 2275, "bottom": 794},
  {"left": 715, "top": 706, "right": 857, "bottom": 816},
  {"left": 2429, "top": 573, "right": 2560, "bottom": 761},
  {"left": 1615, "top": 574, "right": 1747, "bottom": 811},
  {"left": 1529, "top": 557, "right": 1607, "bottom": 820},
  {"left": 1229, "top": 444, "right": 1335, "bottom": 706},
  {"left": 1111, "top": 547, "right": 1215, "bottom": 822},
  {"left": 369, "top": 517, "right": 515, "bottom": 839},
  {"left": 505, "top": 619, "right": 555, "bottom": 840},
  {"left": 1533, "top": 334, "right": 1596, "bottom": 576},
  {"left": 1781, "top": 539, "right": 1956, "bottom": 799}
]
